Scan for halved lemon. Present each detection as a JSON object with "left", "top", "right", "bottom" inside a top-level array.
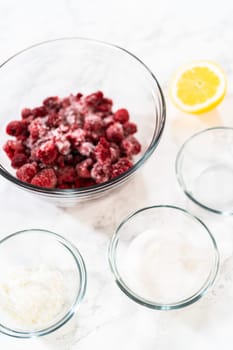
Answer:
[{"left": 169, "top": 61, "right": 227, "bottom": 114}]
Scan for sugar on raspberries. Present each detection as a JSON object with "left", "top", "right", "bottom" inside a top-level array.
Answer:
[
  {"left": 3, "top": 91, "right": 141, "bottom": 189},
  {"left": 31, "top": 168, "right": 57, "bottom": 188}
]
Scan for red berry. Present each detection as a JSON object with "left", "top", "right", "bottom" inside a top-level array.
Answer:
[
  {"left": 110, "top": 143, "right": 120, "bottom": 163},
  {"left": 68, "top": 128, "right": 86, "bottom": 146},
  {"left": 28, "top": 118, "right": 48, "bottom": 139},
  {"left": 78, "top": 142, "right": 94, "bottom": 157},
  {"left": 57, "top": 166, "right": 76, "bottom": 184},
  {"left": 96, "top": 98, "right": 113, "bottom": 113},
  {"left": 3, "top": 140, "right": 25, "bottom": 159},
  {"left": 35, "top": 140, "right": 58, "bottom": 165},
  {"left": 114, "top": 109, "right": 129, "bottom": 123},
  {"left": 103, "top": 115, "right": 114, "bottom": 127},
  {"left": 56, "top": 139, "right": 71, "bottom": 156},
  {"left": 32, "top": 106, "right": 47, "bottom": 117},
  {"left": 106, "top": 122, "right": 124, "bottom": 143},
  {"left": 95, "top": 137, "right": 111, "bottom": 164},
  {"left": 21, "top": 108, "right": 33, "bottom": 119},
  {"left": 61, "top": 97, "right": 71, "bottom": 108},
  {"left": 11, "top": 153, "right": 28, "bottom": 169},
  {"left": 121, "top": 136, "right": 141, "bottom": 156},
  {"left": 123, "top": 122, "right": 137, "bottom": 136},
  {"left": 76, "top": 93, "right": 83, "bottom": 100},
  {"left": 84, "top": 115, "right": 103, "bottom": 133},
  {"left": 91, "top": 162, "right": 112, "bottom": 184},
  {"left": 43, "top": 96, "right": 60, "bottom": 111},
  {"left": 85, "top": 91, "right": 103, "bottom": 107},
  {"left": 16, "top": 162, "right": 37, "bottom": 183},
  {"left": 111, "top": 158, "right": 133, "bottom": 179},
  {"left": 47, "top": 112, "right": 62, "bottom": 127},
  {"left": 6, "top": 120, "right": 27, "bottom": 137},
  {"left": 76, "top": 158, "right": 93, "bottom": 178},
  {"left": 31, "top": 168, "right": 57, "bottom": 188}
]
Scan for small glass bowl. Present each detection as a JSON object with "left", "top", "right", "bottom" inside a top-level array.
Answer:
[
  {"left": 0, "top": 38, "right": 165, "bottom": 206},
  {"left": 108, "top": 205, "right": 219, "bottom": 310},
  {"left": 0, "top": 229, "right": 86, "bottom": 338},
  {"left": 176, "top": 127, "right": 233, "bottom": 215}
]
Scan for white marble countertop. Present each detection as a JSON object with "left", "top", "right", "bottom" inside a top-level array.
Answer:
[{"left": 1, "top": 0, "right": 233, "bottom": 349}]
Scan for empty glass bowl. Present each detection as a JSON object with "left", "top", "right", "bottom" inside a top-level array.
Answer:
[
  {"left": 0, "top": 38, "right": 165, "bottom": 206},
  {"left": 0, "top": 229, "right": 86, "bottom": 338},
  {"left": 108, "top": 205, "right": 219, "bottom": 310},
  {"left": 176, "top": 127, "right": 233, "bottom": 214}
]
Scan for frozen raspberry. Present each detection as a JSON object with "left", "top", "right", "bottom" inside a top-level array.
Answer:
[
  {"left": 110, "top": 143, "right": 120, "bottom": 163},
  {"left": 16, "top": 162, "right": 37, "bottom": 183},
  {"left": 96, "top": 98, "right": 113, "bottom": 113},
  {"left": 123, "top": 122, "right": 137, "bottom": 136},
  {"left": 103, "top": 115, "right": 114, "bottom": 127},
  {"left": 35, "top": 140, "right": 58, "bottom": 165},
  {"left": 47, "top": 112, "right": 62, "bottom": 127},
  {"left": 78, "top": 142, "right": 94, "bottom": 157},
  {"left": 28, "top": 118, "right": 48, "bottom": 140},
  {"left": 68, "top": 128, "right": 86, "bottom": 146},
  {"left": 55, "top": 139, "right": 71, "bottom": 156},
  {"left": 84, "top": 115, "right": 103, "bottom": 133},
  {"left": 11, "top": 153, "right": 28, "bottom": 169},
  {"left": 57, "top": 154, "right": 76, "bottom": 167},
  {"left": 21, "top": 115, "right": 34, "bottom": 128},
  {"left": 4, "top": 90, "right": 141, "bottom": 189},
  {"left": 76, "top": 93, "right": 83, "bottom": 100},
  {"left": 106, "top": 122, "right": 124, "bottom": 143},
  {"left": 3, "top": 140, "right": 25, "bottom": 159},
  {"left": 57, "top": 166, "right": 76, "bottom": 184},
  {"left": 121, "top": 136, "right": 141, "bottom": 156},
  {"left": 85, "top": 91, "right": 103, "bottom": 107},
  {"left": 32, "top": 106, "right": 47, "bottom": 117},
  {"left": 31, "top": 168, "right": 57, "bottom": 188},
  {"left": 21, "top": 108, "right": 33, "bottom": 119},
  {"left": 58, "top": 124, "right": 69, "bottom": 133},
  {"left": 61, "top": 97, "right": 71, "bottom": 108},
  {"left": 114, "top": 109, "right": 129, "bottom": 123},
  {"left": 43, "top": 96, "right": 61, "bottom": 111},
  {"left": 76, "top": 158, "right": 93, "bottom": 178},
  {"left": 91, "top": 162, "right": 112, "bottom": 184},
  {"left": 111, "top": 158, "right": 133, "bottom": 179},
  {"left": 95, "top": 137, "right": 111, "bottom": 164},
  {"left": 6, "top": 120, "right": 27, "bottom": 137}
]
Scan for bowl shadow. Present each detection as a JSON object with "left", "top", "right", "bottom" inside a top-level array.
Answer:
[{"left": 64, "top": 173, "right": 148, "bottom": 236}]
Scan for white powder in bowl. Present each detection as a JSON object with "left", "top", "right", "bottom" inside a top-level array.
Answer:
[
  {"left": 0, "top": 265, "right": 66, "bottom": 330},
  {"left": 121, "top": 229, "right": 212, "bottom": 303}
]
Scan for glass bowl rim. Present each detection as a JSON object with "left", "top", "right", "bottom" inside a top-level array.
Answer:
[
  {"left": 0, "top": 228, "right": 87, "bottom": 338},
  {"left": 108, "top": 205, "right": 220, "bottom": 310},
  {"left": 0, "top": 36, "right": 166, "bottom": 197},
  {"left": 175, "top": 126, "right": 233, "bottom": 215}
]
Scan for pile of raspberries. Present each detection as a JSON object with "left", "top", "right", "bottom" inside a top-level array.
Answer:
[{"left": 3, "top": 91, "right": 141, "bottom": 189}]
